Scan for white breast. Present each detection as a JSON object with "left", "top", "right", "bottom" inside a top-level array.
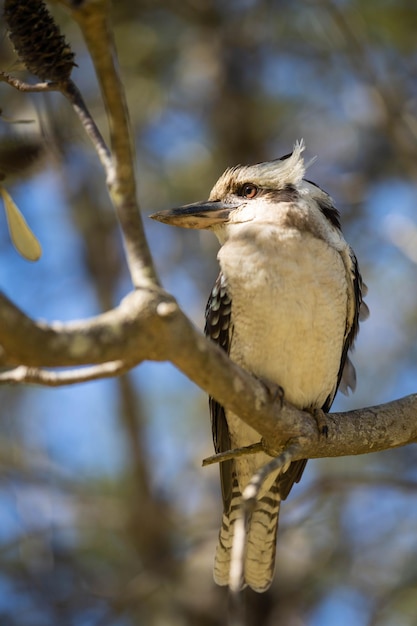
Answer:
[{"left": 217, "top": 222, "right": 348, "bottom": 483}]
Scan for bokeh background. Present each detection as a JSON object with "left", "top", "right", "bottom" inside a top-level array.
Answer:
[{"left": 1, "top": 1, "right": 417, "bottom": 624}]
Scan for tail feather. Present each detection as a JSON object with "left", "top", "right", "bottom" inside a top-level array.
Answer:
[
  {"left": 214, "top": 476, "right": 241, "bottom": 586},
  {"left": 213, "top": 477, "right": 281, "bottom": 592},
  {"left": 245, "top": 490, "right": 281, "bottom": 592}
]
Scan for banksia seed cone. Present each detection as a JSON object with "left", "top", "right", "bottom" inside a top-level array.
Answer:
[{"left": 4, "top": 0, "right": 75, "bottom": 82}]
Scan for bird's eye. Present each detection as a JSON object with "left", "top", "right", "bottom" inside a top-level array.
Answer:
[{"left": 241, "top": 183, "right": 258, "bottom": 199}]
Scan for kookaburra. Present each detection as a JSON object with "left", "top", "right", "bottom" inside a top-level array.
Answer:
[{"left": 150, "top": 141, "right": 367, "bottom": 592}]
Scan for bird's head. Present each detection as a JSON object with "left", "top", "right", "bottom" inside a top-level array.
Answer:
[{"left": 150, "top": 140, "right": 340, "bottom": 243}]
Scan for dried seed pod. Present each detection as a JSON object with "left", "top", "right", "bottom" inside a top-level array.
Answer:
[{"left": 4, "top": 0, "right": 75, "bottom": 82}]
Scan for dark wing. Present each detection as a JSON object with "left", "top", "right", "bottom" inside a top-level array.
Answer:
[
  {"left": 323, "top": 247, "right": 369, "bottom": 412},
  {"left": 204, "top": 273, "right": 234, "bottom": 512}
]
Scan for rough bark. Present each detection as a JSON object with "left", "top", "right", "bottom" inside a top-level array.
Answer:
[{"left": 1, "top": 288, "right": 416, "bottom": 463}]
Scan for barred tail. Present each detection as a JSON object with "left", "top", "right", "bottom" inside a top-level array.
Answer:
[
  {"left": 214, "top": 476, "right": 241, "bottom": 587},
  {"left": 213, "top": 479, "right": 280, "bottom": 592},
  {"left": 245, "top": 485, "right": 281, "bottom": 592}
]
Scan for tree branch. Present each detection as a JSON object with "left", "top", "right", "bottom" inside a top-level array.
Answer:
[
  {"left": 1, "top": 289, "right": 416, "bottom": 462},
  {"left": 0, "top": 362, "right": 128, "bottom": 386},
  {"left": 61, "top": 79, "right": 114, "bottom": 178},
  {"left": 62, "top": 0, "right": 160, "bottom": 289},
  {"left": 0, "top": 288, "right": 172, "bottom": 366},
  {"left": 1, "top": 2, "right": 415, "bottom": 476},
  {"left": 0, "top": 72, "right": 57, "bottom": 92}
]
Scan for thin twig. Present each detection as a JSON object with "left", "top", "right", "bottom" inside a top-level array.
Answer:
[
  {"left": 229, "top": 442, "right": 301, "bottom": 594},
  {"left": 65, "top": 0, "right": 160, "bottom": 288},
  {"left": 202, "top": 442, "right": 264, "bottom": 466},
  {"left": 0, "top": 72, "right": 57, "bottom": 92},
  {"left": 62, "top": 79, "right": 114, "bottom": 181},
  {"left": 228, "top": 582, "right": 246, "bottom": 626},
  {"left": 0, "top": 361, "right": 130, "bottom": 386}
]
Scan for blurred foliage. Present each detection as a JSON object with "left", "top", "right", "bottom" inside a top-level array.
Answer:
[{"left": 0, "top": 0, "right": 417, "bottom": 624}]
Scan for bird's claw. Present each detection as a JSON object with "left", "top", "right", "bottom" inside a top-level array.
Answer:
[
  {"left": 258, "top": 377, "right": 285, "bottom": 408},
  {"left": 311, "top": 408, "right": 329, "bottom": 439}
]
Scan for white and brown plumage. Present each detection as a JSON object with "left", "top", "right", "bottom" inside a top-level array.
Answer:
[{"left": 151, "top": 141, "right": 368, "bottom": 592}]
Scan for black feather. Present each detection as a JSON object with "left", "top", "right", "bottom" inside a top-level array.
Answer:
[{"left": 205, "top": 273, "right": 234, "bottom": 511}]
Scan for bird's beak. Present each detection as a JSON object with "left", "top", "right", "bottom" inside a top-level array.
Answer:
[{"left": 149, "top": 200, "right": 240, "bottom": 229}]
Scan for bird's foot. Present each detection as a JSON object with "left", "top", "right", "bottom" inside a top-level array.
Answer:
[
  {"left": 257, "top": 376, "right": 285, "bottom": 408},
  {"left": 311, "top": 408, "right": 329, "bottom": 439}
]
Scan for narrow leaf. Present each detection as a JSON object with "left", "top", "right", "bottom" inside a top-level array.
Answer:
[{"left": 1, "top": 185, "right": 42, "bottom": 261}]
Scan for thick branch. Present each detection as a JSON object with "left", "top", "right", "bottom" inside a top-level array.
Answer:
[
  {"left": 0, "top": 288, "right": 172, "bottom": 366},
  {"left": 0, "top": 289, "right": 416, "bottom": 461},
  {"left": 63, "top": 0, "right": 159, "bottom": 289}
]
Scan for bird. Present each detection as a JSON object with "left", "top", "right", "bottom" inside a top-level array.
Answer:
[{"left": 150, "top": 140, "right": 368, "bottom": 592}]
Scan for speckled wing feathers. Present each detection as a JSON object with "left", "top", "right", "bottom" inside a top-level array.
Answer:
[{"left": 205, "top": 273, "right": 234, "bottom": 510}]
